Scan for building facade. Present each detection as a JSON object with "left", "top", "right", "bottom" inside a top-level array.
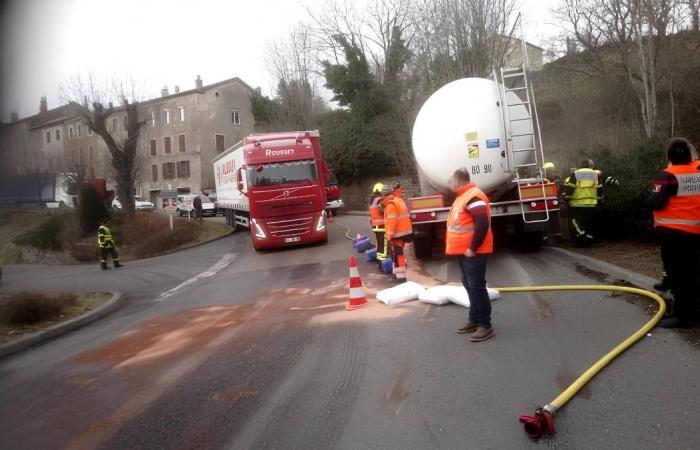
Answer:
[{"left": 0, "top": 75, "right": 255, "bottom": 208}]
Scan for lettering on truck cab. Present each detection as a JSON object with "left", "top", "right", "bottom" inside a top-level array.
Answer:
[{"left": 265, "top": 149, "right": 295, "bottom": 157}]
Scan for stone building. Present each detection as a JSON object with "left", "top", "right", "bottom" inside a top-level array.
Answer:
[{"left": 0, "top": 75, "right": 255, "bottom": 207}]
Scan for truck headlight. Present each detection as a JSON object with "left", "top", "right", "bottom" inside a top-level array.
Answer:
[
  {"left": 316, "top": 213, "right": 327, "bottom": 231},
  {"left": 251, "top": 219, "right": 267, "bottom": 239}
]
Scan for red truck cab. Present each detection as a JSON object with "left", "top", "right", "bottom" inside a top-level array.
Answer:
[{"left": 214, "top": 131, "right": 330, "bottom": 250}]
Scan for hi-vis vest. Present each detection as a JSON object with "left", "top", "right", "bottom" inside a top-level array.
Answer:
[
  {"left": 97, "top": 225, "right": 114, "bottom": 249},
  {"left": 653, "top": 162, "right": 700, "bottom": 234},
  {"left": 369, "top": 196, "right": 385, "bottom": 230},
  {"left": 383, "top": 195, "right": 412, "bottom": 240},
  {"left": 568, "top": 168, "right": 601, "bottom": 207},
  {"left": 446, "top": 183, "right": 493, "bottom": 255}
]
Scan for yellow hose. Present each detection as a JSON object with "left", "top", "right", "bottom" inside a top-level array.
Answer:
[{"left": 496, "top": 285, "right": 666, "bottom": 413}]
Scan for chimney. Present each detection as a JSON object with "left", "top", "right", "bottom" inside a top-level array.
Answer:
[
  {"left": 174, "top": 85, "right": 180, "bottom": 93},
  {"left": 566, "top": 37, "right": 578, "bottom": 55},
  {"left": 195, "top": 75, "right": 203, "bottom": 89},
  {"left": 10, "top": 111, "right": 19, "bottom": 122},
  {"left": 39, "top": 96, "right": 47, "bottom": 114},
  {"left": 161, "top": 86, "right": 169, "bottom": 97}
]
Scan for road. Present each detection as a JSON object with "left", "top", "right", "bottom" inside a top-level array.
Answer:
[{"left": 1, "top": 214, "right": 699, "bottom": 449}]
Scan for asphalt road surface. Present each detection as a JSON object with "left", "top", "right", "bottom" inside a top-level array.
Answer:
[{"left": 1, "top": 215, "right": 699, "bottom": 449}]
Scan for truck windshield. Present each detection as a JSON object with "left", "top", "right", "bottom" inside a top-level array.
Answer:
[{"left": 247, "top": 159, "right": 317, "bottom": 187}]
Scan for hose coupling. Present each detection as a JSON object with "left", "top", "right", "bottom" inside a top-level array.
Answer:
[{"left": 519, "top": 407, "right": 556, "bottom": 439}]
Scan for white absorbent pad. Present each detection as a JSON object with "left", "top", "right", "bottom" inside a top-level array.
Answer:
[{"left": 376, "top": 281, "right": 426, "bottom": 306}]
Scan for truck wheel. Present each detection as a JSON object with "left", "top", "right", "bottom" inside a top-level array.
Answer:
[{"left": 413, "top": 238, "right": 433, "bottom": 259}]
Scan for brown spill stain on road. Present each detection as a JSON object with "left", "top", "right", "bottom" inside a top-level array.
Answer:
[
  {"left": 74, "top": 305, "right": 256, "bottom": 368},
  {"left": 530, "top": 291, "right": 553, "bottom": 321},
  {"left": 385, "top": 366, "right": 411, "bottom": 415}
]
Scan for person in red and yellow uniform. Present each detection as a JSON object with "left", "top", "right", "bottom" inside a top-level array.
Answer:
[
  {"left": 446, "top": 168, "right": 494, "bottom": 342},
  {"left": 645, "top": 138, "right": 700, "bottom": 328},
  {"left": 383, "top": 182, "right": 413, "bottom": 281}
]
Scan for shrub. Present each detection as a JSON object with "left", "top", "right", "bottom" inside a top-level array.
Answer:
[
  {"left": 78, "top": 184, "right": 109, "bottom": 235},
  {"left": 0, "top": 292, "right": 76, "bottom": 325},
  {"left": 120, "top": 212, "right": 201, "bottom": 258},
  {"left": 13, "top": 215, "right": 64, "bottom": 251},
  {"left": 592, "top": 138, "right": 666, "bottom": 238}
]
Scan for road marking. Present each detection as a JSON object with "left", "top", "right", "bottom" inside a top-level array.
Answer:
[{"left": 155, "top": 253, "right": 237, "bottom": 301}]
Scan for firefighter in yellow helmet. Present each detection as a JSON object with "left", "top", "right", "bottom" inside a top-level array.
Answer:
[
  {"left": 563, "top": 159, "right": 619, "bottom": 245},
  {"left": 98, "top": 218, "right": 123, "bottom": 270},
  {"left": 368, "top": 182, "right": 388, "bottom": 259}
]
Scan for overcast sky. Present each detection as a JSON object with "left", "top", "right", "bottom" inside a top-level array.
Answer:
[{"left": 0, "top": 0, "right": 561, "bottom": 121}]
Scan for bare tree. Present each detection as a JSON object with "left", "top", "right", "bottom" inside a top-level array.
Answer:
[
  {"left": 61, "top": 73, "right": 146, "bottom": 216},
  {"left": 556, "top": 0, "right": 680, "bottom": 138},
  {"left": 266, "top": 25, "right": 319, "bottom": 129}
]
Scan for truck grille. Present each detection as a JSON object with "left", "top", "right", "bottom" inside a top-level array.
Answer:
[{"left": 266, "top": 216, "right": 313, "bottom": 238}]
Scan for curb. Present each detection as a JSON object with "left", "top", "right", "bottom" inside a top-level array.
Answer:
[
  {"left": 546, "top": 247, "right": 659, "bottom": 292},
  {"left": 142, "top": 229, "right": 234, "bottom": 260},
  {"left": 0, "top": 291, "right": 125, "bottom": 360}
]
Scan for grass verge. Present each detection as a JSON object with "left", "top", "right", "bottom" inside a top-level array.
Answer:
[{"left": 0, "top": 292, "right": 112, "bottom": 344}]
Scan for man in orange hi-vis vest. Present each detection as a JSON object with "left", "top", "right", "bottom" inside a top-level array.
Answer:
[
  {"left": 645, "top": 138, "right": 700, "bottom": 328},
  {"left": 445, "top": 168, "right": 494, "bottom": 342},
  {"left": 382, "top": 182, "right": 413, "bottom": 281}
]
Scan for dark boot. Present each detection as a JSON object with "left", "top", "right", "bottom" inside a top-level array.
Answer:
[
  {"left": 470, "top": 327, "right": 495, "bottom": 342},
  {"left": 101, "top": 262, "right": 109, "bottom": 270},
  {"left": 114, "top": 260, "right": 123, "bottom": 268},
  {"left": 653, "top": 277, "right": 671, "bottom": 292},
  {"left": 456, "top": 322, "right": 478, "bottom": 334}
]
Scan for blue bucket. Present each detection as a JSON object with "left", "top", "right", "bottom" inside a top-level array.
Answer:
[
  {"left": 365, "top": 248, "right": 377, "bottom": 262},
  {"left": 352, "top": 235, "right": 367, "bottom": 248},
  {"left": 380, "top": 258, "right": 393, "bottom": 274},
  {"left": 356, "top": 238, "right": 373, "bottom": 253}
]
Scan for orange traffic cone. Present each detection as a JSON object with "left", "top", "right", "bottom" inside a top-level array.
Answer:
[{"left": 346, "top": 256, "right": 369, "bottom": 310}]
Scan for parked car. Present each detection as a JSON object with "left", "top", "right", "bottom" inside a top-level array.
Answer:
[
  {"left": 112, "top": 196, "right": 155, "bottom": 211},
  {"left": 176, "top": 194, "right": 216, "bottom": 217}
]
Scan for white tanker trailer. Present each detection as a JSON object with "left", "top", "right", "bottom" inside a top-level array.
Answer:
[{"left": 408, "top": 66, "right": 559, "bottom": 256}]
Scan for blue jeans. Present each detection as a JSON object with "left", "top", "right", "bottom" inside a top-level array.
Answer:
[{"left": 458, "top": 254, "right": 491, "bottom": 328}]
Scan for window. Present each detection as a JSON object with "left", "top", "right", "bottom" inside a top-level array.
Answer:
[
  {"left": 176, "top": 106, "right": 185, "bottom": 122},
  {"left": 215, "top": 134, "right": 225, "bottom": 153},
  {"left": 55, "top": 129, "right": 61, "bottom": 141},
  {"left": 150, "top": 111, "right": 155, "bottom": 127},
  {"left": 69, "top": 127, "right": 74, "bottom": 139},
  {"left": 247, "top": 159, "right": 318, "bottom": 187},
  {"left": 112, "top": 118, "right": 117, "bottom": 132},
  {"left": 46, "top": 131, "right": 51, "bottom": 143},
  {"left": 78, "top": 125, "right": 82, "bottom": 136},
  {"left": 80, "top": 148, "right": 85, "bottom": 164},
  {"left": 89, "top": 146, "right": 93, "bottom": 163},
  {"left": 152, "top": 164, "right": 158, "bottom": 182},
  {"left": 232, "top": 110, "right": 240, "bottom": 125},
  {"left": 162, "top": 162, "right": 175, "bottom": 179},
  {"left": 176, "top": 160, "right": 191, "bottom": 178},
  {"left": 123, "top": 116, "right": 128, "bottom": 130},
  {"left": 164, "top": 136, "right": 172, "bottom": 153},
  {"left": 88, "top": 127, "right": 92, "bottom": 135},
  {"left": 178, "top": 134, "right": 186, "bottom": 152},
  {"left": 150, "top": 139, "right": 157, "bottom": 156},
  {"left": 161, "top": 109, "right": 170, "bottom": 125},
  {"left": 215, "top": 91, "right": 220, "bottom": 98}
]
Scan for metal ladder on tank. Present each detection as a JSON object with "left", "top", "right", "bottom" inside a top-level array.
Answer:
[{"left": 497, "top": 64, "right": 550, "bottom": 224}]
